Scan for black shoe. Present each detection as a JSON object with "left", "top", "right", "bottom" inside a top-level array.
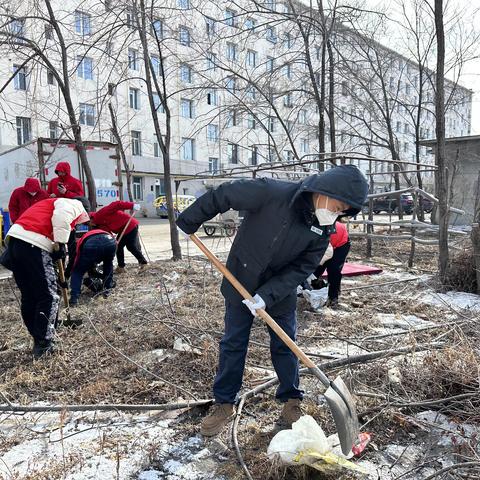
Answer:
[
  {"left": 33, "top": 339, "right": 54, "bottom": 359},
  {"left": 325, "top": 298, "right": 339, "bottom": 309}
]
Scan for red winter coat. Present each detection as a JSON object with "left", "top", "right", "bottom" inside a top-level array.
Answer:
[
  {"left": 7, "top": 198, "right": 89, "bottom": 253},
  {"left": 8, "top": 178, "right": 49, "bottom": 223},
  {"left": 330, "top": 221, "right": 349, "bottom": 249},
  {"left": 47, "top": 162, "right": 85, "bottom": 199},
  {"left": 90, "top": 201, "right": 138, "bottom": 235}
]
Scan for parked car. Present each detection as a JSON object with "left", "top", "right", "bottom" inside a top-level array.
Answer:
[
  {"left": 153, "top": 194, "right": 196, "bottom": 218},
  {"left": 366, "top": 193, "right": 414, "bottom": 214}
]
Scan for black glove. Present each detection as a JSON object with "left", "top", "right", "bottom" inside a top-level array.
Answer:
[{"left": 51, "top": 243, "right": 67, "bottom": 262}]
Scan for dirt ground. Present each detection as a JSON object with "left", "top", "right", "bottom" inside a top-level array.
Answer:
[{"left": 0, "top": 235, "right": 479, "bottom": 479}]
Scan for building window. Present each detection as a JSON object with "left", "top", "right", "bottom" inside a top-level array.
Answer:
[
  {"left": 181, "top": 138, "right": 195, "bottom": 160},
  {"left": 129, "top": 88, "right": 140, "bottom": 109},
  {"left": 206, "top": 51, "right": 217, "bottom": 70},
  {"left": 132, "top": 176, "right": 143, "bottom": 200},
  {"left": 207, "top": 89, "right": 218, "bottom": 105},
  {"left": 16, "top": 116, "right": 31, "bottom": 145},
  {"left": 224, "top": 9, "right": 236, "bottom": 27},
  {"left": 152, "top": 18, "right": 163, "bottom": 38},
  {"left": 150, "top": 55, "right": 161, "bottom": 76},
  {"left": 207, "top": 124, "right": 219, "bottom": 142},
  {"left": 178, "top": 0, "right": 190, "bottom": 9},
  {"left": 284, "top": 63, "right": 292, "bottom": 79},
  {"left": 266, "top": 26, "right": 277, "bottom": 43},
  {"left": 47, "top": 69, "right": 55, "bottom": 85},
  {"left": 128, "top": 49, "right": 139, "bottom": 70},
  {"left": 74, "top": 11, "right": 91, "bottom": 35},
  {"left": 153, "top": 93, "right": 165, "bottom": 113},
  {"left": 268, "top": 147, "right": 275, "bottom": 162},
  {"left": 341, "top": 81, "right": 349, "bottom": 96},
  {"left": 405, "top": 83, "right": 411, "bottom": 95},
  {"left": 226, "top": 42, "right": 237, "bottom": 61},
  {"left": 77, "top": 56, "right": 93, "bottom": 79},
  {"left": 49, "top": 121, "right": 59, "bottom": 139},
  {"left": 209, "top": 157, "right": 219, "bottom": 174},
  {"left": 226, "top": 76, "right": 236, "bottom": 93},
  {"left": 205, "top": 16, "right": 216, "bottom": 36},
  {"left": 283, "top": 93, "right": 292, "bottom": 107},
  {"left": 284, "top": 150, "right": 293, "bottom": 162},
  {"left": 126, "top": 8, "right": 137, "bottom": 29},
  {"left": 300, "top": 138, "right": 309, "bottom": 153},
  {"left": 45, "top": 24, "right": 53, "bottom": 40},
  {"left": 404, "top": 123, "right": 409, "bottom": 134},
  {"left": 79, "top": 103, "right": 95, "bottom": 126},
  {"left": 266, "top": 56, "right": 274, "bottom": 72},
  {"left": 179, "top": 26, "right": 191, "bottom": 46},
  {"left": 226, "top": 109, "right": 240, "bottom": 127},
  {"left": 403, "top": 142, "right": 408, "bottom": 153},
  {"left": 154, "top": 136, "right": 161, "bottom": 157},
  {"left": 286, "top": 120, "right": 293, "bottom": 133},
  {"left": 246, "top": 84, "right": 256, "bottom": 100},
  {"left": 180, "top": 98, "right": 194, "bottom": 118},
  {"left": 180, "top": 64, "right": 192, "bottom": 83},
  {"left": 268, "top": 117, "right": 276, "bottom": 132},
  {"left": 247, "top": 49, "right": 257, "bottom": 67},
  {"left": 245, "top": 18, "right": 256, "bottom": 30},
  {"left": 227, "top": 143, "right": 239, "bottom": 164},
  {"left": 284, "top": 32, "right": 293, "bottom": 48},
  {"left": 131, "top": 130, "right": 142, "bottom": 155},
  {"left": 298, "top": 109, "right": 307, "bottom": 124},
  {"left": 247, "top": 113, "right": 256, "bottom": 129},
  {"left": 13, "top": 65, "right": 28, "bottom": 90},
  {"left": 10, "top": 18, "right": 25, "bottom": 36},
  {"left": 250, "top": 146, "right": 258, "bottom": 165}
]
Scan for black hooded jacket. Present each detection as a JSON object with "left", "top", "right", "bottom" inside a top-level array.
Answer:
[{"left": 177, "top": 165, "right": 368, "bottom": 315}]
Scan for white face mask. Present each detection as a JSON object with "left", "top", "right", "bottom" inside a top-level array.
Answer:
[
  {"left": 315, "top": 197, "right": 339, "bottom": 226},
  {"left": 28, "top": 191, "right": 37, "bottom": 196}
]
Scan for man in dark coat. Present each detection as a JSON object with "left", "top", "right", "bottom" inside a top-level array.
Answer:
[{"left": 176, "top": 164, "right": 368, "bottom": 436}]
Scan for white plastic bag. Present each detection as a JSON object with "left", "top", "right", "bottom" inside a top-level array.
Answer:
[
  {"left": 302, "top": 287, "right": 329, "bottom": 310},
  {"left": 267, "top": 415, "right": 329, "bottom": 464}
]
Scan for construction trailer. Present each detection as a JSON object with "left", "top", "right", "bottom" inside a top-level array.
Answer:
[{"left": 0, "top": 138, "right": 121, "bottom": 211}]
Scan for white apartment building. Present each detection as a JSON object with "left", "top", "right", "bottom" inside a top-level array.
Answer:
[{"left": 0, "top": 0, "right": 472, "bottom": 213}]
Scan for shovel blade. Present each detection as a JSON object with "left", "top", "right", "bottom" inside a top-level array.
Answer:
[{"left": 324, "top": 376, "right": 359, "bottom": 455}]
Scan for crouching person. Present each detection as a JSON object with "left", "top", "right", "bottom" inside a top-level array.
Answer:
[
  {"left": 70, "top": 229, "right": 116, "bottom": 306},
  {"left": 5, "top": 198, "right": 89, "bottom": 359},
  {"left": 89, "top": 201, "right": 146, "bottom": 273}
]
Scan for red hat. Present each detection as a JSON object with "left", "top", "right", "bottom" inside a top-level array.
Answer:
[{"left": 24, "top": 178, "right": 41, "bottom": 193}]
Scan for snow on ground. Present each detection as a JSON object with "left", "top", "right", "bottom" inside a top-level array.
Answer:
[
  {"left": 419, "top": 291, "right": 480, "bottom": 313},
  {"left": 0, "top": 409, "right": 222, "bottom": 480}
]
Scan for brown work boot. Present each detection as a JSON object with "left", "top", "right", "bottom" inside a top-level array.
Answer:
[
  {"left": 277, "top": 398, "right": 303, "bottom": 429},
  {"left": 201, "top": 403, "right": 235, "bottom": 437},
  {"left": 115, "top": 267, "right": 126, "bottom": 274}
]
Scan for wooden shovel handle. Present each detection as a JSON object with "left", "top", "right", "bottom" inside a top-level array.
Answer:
[
  {"left": 117, "top": 211, "right": 136, "bottom": 244},
  {"left": 189, "top": 234, "right": 317, "bottom": 370},
  {"left": 57, "top": 258, "right": 70, "bottom": 311}
]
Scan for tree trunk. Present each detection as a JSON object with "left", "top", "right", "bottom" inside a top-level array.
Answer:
[
  {"left": 108, "top": 103, "right": 133, "bottom": 202},
  {"left": 327, "top": 39, "right": 337, "bottom": 155},
  {"left": 434, "top": 0, "right": 449, "bottom": 283},
  {"left": 137, "top": 0, "right": 181, "bottom": 260}
]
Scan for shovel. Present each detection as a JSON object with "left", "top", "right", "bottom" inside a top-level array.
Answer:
[
  {"left": 57, "top": 258, "right": 82, "bottom": 328},
  {"left": 189, "top": 233, "right": 359, "bottom": 455}
]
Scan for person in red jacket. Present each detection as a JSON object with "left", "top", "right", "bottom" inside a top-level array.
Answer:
[
  {"left": 5, "top": 198, "right": 89, "bottom": 358},
  {"left": 311, "top": 221, "right": 350, "bottom": 308},
  {"left": 8, "top": 178, "right": 49, "bottom": 223},
  {"left": 89, "top": 201, "right": 147, "bottom": 272},
  {"left": 47, "top": 162, "right": 84, "bottom": 199}
]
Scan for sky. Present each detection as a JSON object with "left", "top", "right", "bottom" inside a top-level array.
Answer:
[{"left": 361, "top": 0, "right": 480, "bottom": 134}]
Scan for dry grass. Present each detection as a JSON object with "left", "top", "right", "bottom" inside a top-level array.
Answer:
[{"left": 0, "top": 238, "right": 479, "bottom": 479}]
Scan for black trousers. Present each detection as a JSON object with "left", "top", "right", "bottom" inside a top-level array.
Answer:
[
  {"left": 116, "top": 226, "right": 147, "bottom": 267},
  {"left": 9, "top": 238, "right": 59, "bottom": 343},
  {"left": 314, "top": 241, "right": 351, "bottom": 301}
]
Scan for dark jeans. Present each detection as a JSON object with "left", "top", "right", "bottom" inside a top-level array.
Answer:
[
  {"left": 9, "top": 238, "right": 59, "bottom": 342},
  {"left": 116, "top": 226, "right": 147, "bottom": 267},
  {"left": 213, "top": 301, "right": 302, "bottom": 404},
  {"left": 314, "top": 241, "right": 351, "bottom": 300},
  {"left": 70, "top": 234, "right": 116, "bottom": 302}
]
